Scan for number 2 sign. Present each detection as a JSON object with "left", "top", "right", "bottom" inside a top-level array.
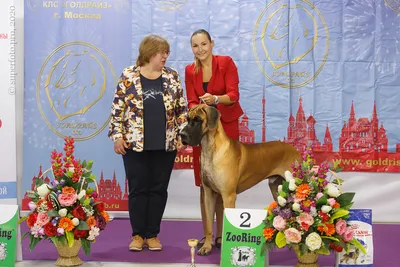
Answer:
[{"left": 221, "top": 208, "right": 268, "bottom": 267}]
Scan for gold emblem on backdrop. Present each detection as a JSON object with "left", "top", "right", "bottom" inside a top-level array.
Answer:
[
  {"left": 384, "top": 0, "right": 400, "bottom": 13},
  {"left": 252, "top": 0, "right": 330, "bottom": 88},
  {"left": 152, "top": 0, "right": 187, "bottom": 11},
  {"left": 27, "top": 0, "right": 41, "bottom": 11},
  {"left": 36, "top": 42, "right": 116, "bottom": 141}
]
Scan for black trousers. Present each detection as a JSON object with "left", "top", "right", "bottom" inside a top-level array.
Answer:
[{"left": 122, "top": 149, "right": 177, "bottom": 239}]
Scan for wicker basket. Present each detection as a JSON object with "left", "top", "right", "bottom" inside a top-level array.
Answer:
[
  {"left": 293, "top": 245, "right": 320, "bottom": 267},
  {"left": 54, "top": 239, "right": 83, "bottom": 266}
]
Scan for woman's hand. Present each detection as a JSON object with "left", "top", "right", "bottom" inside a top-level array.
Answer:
[
  {"left": 114, "top": 138, "right": 128, "bottom": 155},
  {"left": 199, "top": 93, "right": 217, "bottom": 105},
  {"left": 177, "top": 138, "right": 187, "bottom": 151}
]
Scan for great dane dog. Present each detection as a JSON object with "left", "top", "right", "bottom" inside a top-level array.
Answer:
[{"left": 180, "top": 104, "right": 301, "bottom": 255}]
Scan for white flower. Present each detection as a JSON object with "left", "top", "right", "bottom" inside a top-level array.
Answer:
[
  {"left": 305, "top": 232, "right": 322, "bottom": 251},
  {"left": 0, "top": 242, "right": 7, "bottom": 261},
  {"left": 68, "top": 167, "right": 75, "bottom": 173},
  {"left": 292, "top": 202, "right": 301, "bottom": 212},
  {"left": 37, "top": 184, "right": 50, "bottom": 197},
  {"left": 83, "top": 206, "right": 94, "bottom": 216},
  {"left": 78, "top": 190, "right": 86, "bottom": 200},
  {"left": 72, "top": 218, "right": 80, "bottom": 226},
  {"left": 277, "top": 196, "right": 287, "bottom": 207},
  {"left": 87, "top": 226, "right": 100, "bottom": 241},
  {"left": 58, "top": 208, "right": 68, "bottom": 217},
  {"left": 278, "top": 185, "right": 283, "bottom": 193},
  {"left": 321, "top": 205, "right": 332, "bottom": 213},
  {"left": 284, "top": 170, "right": 294, "bottom": 181},
  {"left": 326, "top": 183, "right": 341, "bottom": 198},
  {"left": 30, "top": 223, "right": 42, "bottom": 238},
  {"left": 288, "top": 180, "right": 297, "bottom": 191},
  {"left": 310, "top": 206, "right": 317, "bottom": 217}
]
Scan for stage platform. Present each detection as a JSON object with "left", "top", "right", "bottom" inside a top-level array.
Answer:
[{"left": 20, "top": 219, "right": 399, "bottom": 267}]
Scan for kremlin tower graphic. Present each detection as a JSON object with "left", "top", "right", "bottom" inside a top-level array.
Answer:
[
  {"left": 22, "top": 91, "right": 400, "bottom": 211},
  {"left": 283, "top": 97, "right": 333, "bottom": 152}
]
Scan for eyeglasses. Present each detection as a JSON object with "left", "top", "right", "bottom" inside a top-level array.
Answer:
[{"left": 159, "top": 50, "right": 170, "bottom": 56}]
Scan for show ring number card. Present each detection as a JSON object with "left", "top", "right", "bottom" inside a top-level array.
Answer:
[
  {"left": 221, "top": 208, "right": 267, "bottom": 267},
  {"left": 0, "top": 205, "right": 18, "bottom": 267}
]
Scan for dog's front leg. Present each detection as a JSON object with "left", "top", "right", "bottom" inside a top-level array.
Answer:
[
  {"left": 268, "top": 175, "right": 284, "bottom": 201},
  {"left": 221, "top": 192, "right": 237, "bottom": 209},
  {"left": 198, "top": 185, "right": 216, "bottom": 256}
]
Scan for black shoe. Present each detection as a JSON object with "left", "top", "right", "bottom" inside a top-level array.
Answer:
[{"left": 215, "top": 237, "right": 222, "bottom": 249}]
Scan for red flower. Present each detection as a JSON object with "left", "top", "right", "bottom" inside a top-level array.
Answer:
[
  {"left": 301, "top": 222, "right": 311, "bottom": 231},
  {"left": 46, "top": 198, "right": 54, "bottom": 210},
  {"left": 71, "top": 205, "right": 86, "bottom": 220},
  {"left": 94, "top": 202, "right": 105, "bottom": 212},
  {"left": 318, "top": 211, "right": 329, "bottom": 223},
  {"left": 329, "top": 243, "right": 343, "bottom": 252},
  {"left": 27, "top": 212, "right": 38, "bottom": 228},
  {"left": 44, "top": 222, "right": 57, "bottom": 237},
  {"left": 73, "top": 229, "right": 88, "bottom": 240}
]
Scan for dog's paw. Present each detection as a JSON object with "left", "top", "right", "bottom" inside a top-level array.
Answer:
[{"left": 197, "top": 244, "right": 212, "bottom": 256}]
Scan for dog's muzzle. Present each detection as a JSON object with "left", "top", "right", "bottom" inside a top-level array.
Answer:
[{"left": 179, "top": 131, "right": 189, "bottom": 146}]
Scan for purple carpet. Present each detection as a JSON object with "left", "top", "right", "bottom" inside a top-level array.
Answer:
[{"left": 21, "top": 219, "right": 400, "bottom": 267}]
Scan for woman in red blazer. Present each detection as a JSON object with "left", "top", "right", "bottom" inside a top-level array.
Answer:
[{"left": 185, "top": 29, "right": 243, "bottom": 248}]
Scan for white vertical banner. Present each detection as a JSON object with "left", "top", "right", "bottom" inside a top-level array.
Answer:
[{"left": 0, "top": 0, "right": 17, "bottom": 205}]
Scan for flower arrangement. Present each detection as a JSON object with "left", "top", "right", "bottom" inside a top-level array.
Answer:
[
  {"left": 20, "top": 136, "right": 109, "bottom": 256},
  {"left": 262, "top": 146, "right": 366, "bottom": 256}
]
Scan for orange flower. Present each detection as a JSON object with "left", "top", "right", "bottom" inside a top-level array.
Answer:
[
  {"left": 267, "top": 201, "right": 277, "bottom": 215},
  {"left": 62, "top": 186, "right": 76, "bottom": 194},
  {"left": 263, "top": 227, "right": 275, "bottom": 241},
  {"left": 333, "top": 202, "right": 340, "bottom": 209},
  {"left": 86, "top": 216, "right": 96, "bottom": 228},
  {"left": 36, "top": 199, "right": 45, "bottom": 207},
  {"left": 317, "top": 223, "right": 335, "bottom": 236},
  {"left": 296, "top": 184, "right": 311, "bottom": 199},
  {"left": 101, "top": 211, "right": 110, "bottom": 223},
  {"left": 59, "top": 217, "right": 74, "bottom": 232}
]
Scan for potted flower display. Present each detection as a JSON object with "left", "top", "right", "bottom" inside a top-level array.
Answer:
[
  {"left": 262, "top": 146, "right": 366, "bottom": 267},
  {"left": 19, "top": 136, "right": 109, "bottom": 266}
]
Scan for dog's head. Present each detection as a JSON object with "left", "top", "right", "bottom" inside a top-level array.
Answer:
[{"left": 180, "top": 104, "right": 220, "bottom": 146}]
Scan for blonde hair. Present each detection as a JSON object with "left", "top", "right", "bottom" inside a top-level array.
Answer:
[
  {"left": 190, "top": 29, "right": 212, "bottom": 73},
  {"left": 136, "top": 35, "right": 170, "bottom": 66}
]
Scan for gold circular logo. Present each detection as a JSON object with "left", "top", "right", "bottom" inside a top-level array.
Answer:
[
  {"left": 27, "top": 0, "right": 41, "bottom": 11},
  {"left": 384, "top": 0, "right": 400, "bottom": 13},
  {"left": 252, "top": 0, "right": 330, "bottom": 88},
  {"left": 36, "top": 42, "right": 116, "bottom": 141},
  {"left": 152, "top": 0, "right": 187, "bottom": 11}
]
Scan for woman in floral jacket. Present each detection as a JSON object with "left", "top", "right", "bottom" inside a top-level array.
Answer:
[{"left": 108, "top": 35, "right": 187, "bottom": 252}]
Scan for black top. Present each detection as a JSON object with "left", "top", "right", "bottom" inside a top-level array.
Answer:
[
  {"left": 202, "top": 82, "right": 216, "bottom": 107},
  {"left": 203, "top": 82, "right": 209, "bottom": 93},
  {"left": 141, "top": 74, "right": 166, "bottom": 150}
]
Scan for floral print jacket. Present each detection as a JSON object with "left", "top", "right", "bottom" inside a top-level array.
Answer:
[{"left": 108, "top": 65, "right": 188, "bottom": 152}]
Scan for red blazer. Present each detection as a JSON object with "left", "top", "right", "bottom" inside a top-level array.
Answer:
[{"left": 185, "top": 55, "right": 244, "bottom": 125}]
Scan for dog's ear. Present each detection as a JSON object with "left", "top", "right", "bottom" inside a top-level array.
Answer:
[{"left": 206, "top": 106, "right": 220, "bottom": 130}]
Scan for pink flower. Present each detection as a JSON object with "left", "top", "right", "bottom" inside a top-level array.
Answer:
[
  {"left": 36, "top": 212, "right": 50, "bottom": 227},
  {"left": 28, "top": 201, "right": 37, "bottom": 211},
  {"left": 273, "top": 216, "right": 286, "bottom": 231},
  {"left": 335, "top": 219, "right": 347, "bottom": 235},
  {"left": 311, "top": 166, "right": 319, "bottom": 179},
  {"left": 284, "top": 228, "right": 302, "bottom": 243},
  {"left": 343, "top": 228, "right": 354, "bottom": 242},
  {"left": 296, "top": 213, "right": 314, "bottom": 230},
  {"left": 327, "top": 198, "right": 336, "bottom": 207},
  {"left": 316, "top": 192, "right": 324, "bottom": 199},
  {"left": 58, "top": 193, "right": 78, "bottom": 207}
]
